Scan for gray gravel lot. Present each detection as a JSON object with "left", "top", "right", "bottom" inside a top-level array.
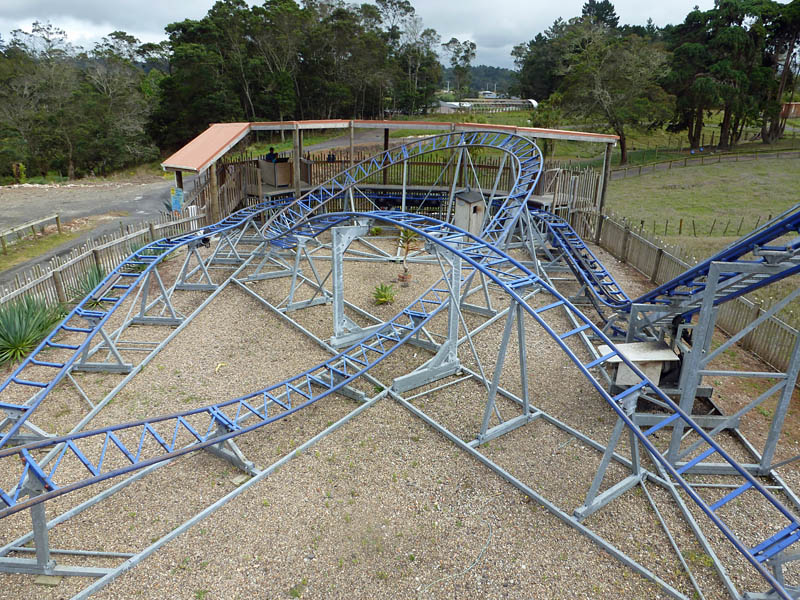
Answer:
[{"left": 0, "top": 235, "right": 796, "bottom": 600}]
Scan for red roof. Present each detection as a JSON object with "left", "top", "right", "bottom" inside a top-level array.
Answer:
[{"left": 161, "top": 123, "right": 251, "bottom": 173}]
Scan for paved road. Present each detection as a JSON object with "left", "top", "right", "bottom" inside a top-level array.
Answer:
[{"left": 0, "top": 176, "right": 190, "bottom": 287}]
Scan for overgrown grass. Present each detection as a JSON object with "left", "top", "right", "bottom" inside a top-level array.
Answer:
[
  {"left": 0, "top": 231, "right": 81, "bottom": 273},
  {"left": 607, "top": 157, "right": 800, "bottom": 326},
  {"left": 0, "top": 296, "right": 64, "bottom": 365}
]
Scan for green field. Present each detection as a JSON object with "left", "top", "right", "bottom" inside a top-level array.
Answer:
[{"left": 607, "top": 157, "right": 800, "bottom": 325}]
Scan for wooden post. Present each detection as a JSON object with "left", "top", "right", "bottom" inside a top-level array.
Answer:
[
  {"left": 257, "top": 161, "right": 263, "bottom": 201},
  {"left": 679, "top": 218, "right": 683, "bottom": 235},
  {"left": 92, "top": 248, "right": 103, "bottom": 272},
  {"left": 292, "top": 124, "right": 301, "bottom": 200},
  {"left": 0, "top": 235, "right": 6, "bottom": 254},
  {"left": 52, "top": 269, "right": 67, "bottom": 304},
  {"left": 651, "top": 248, "right": 664, "bottom": 284},
  {"left": 621, "top": 226, "right": 631, "bottom": 263},
  {"left": 594, "top": 142, "right": 613, "bottom": 244},
  {"left": 55, "top": 215, "right": 62, "bottom": 234},
  {"left": 149, "top": 222, "right": 157, "bottom": 242},
  {"left": 382, "top": 128, "right": 389, "bottom": 186},
  {"left": 349, "top": 121, "right": 355, "bottom": 169},
  {"left": 209, "top": 163, "right": 219, "bottom": 225}
]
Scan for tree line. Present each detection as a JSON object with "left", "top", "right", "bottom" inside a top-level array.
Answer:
[
  {"left": 1, "top": 0, "right": 798, "bottom": 180},
  {"left": 513, "top": 0, "right": 800, "bottom": 163}
]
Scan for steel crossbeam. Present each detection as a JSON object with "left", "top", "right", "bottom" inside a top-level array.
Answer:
[
  {"left": 3, "top": 131, "right": 800, "bottom": 597},
  {"left": 631, "top": 204, "right": 800, "bottom": 321},
  {"left": 0, "top": 200, "right": 290, "bottom": 450},
  {"left": 1, "top": 209, "right": 799, "bottom": 597}
]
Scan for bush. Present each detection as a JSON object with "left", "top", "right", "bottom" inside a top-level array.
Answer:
[
  {"left": 69, "top": 264, "right": 107, "bottom": 307},
  {"left": 0, "top": 297, "right": 64, "bottom": 365},
  {"left": 373, "top": 283, "right": 397, "bottom": 305}
]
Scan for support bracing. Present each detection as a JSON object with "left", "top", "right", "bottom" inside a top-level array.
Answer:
[
  {"left": 391, "top": 243, "right": 463, "bottom": 393},
  {"left": 6, "top": 130, "right": 800, "bottom": 599},
  {"left": 329, "top": 223, "right": 374, "bottom": 346}
]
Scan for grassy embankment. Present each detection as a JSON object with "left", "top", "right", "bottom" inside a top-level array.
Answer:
[{"left": 607, "top": 157, "right": 800, "bottom": 326}]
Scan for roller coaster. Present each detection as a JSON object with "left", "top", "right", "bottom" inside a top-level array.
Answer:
[{"left": 1, "top": 129, "right": 800, "bottom": 599}]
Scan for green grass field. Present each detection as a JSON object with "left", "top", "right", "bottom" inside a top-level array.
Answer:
[{"left": 607, "top": 157, "right": 800, "bottom": 326}]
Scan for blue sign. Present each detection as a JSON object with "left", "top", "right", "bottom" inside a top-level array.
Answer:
[{"left": 170, "top": 188, "right": 184, "bottom": 212}]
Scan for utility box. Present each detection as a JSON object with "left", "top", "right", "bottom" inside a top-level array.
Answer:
[
  {"left": 259, "top": 159, "right": 291, "bottom": 187},
  {"left": 453, "top": 191, "right": 485, "bottom": 236}
]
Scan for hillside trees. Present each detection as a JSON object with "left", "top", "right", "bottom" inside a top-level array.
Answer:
[
  {"left": 0, "top": 22, "right": 158, "bottom": 179},
  {"left": 513, "top": 0, "right": 799, "bottom": 152},
  {"left": 557, "top": 18, "right": 673, "bottom": 164}
]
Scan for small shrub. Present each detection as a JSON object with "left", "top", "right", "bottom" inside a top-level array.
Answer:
[
  {"left": 0, "top": 297, "right": 64, "bottom": 364},
  {"left": 373, "top": 283, "right": 397, "bottom": 305},
  {"left": 398, "top": 228, "right": 419, "bottom": 278},
  {"left": 369, "top": 226, "right": 383, "bottom": 236}
]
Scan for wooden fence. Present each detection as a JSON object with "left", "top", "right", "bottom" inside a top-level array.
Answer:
[
  {"left": 0, "top": 208, "right": 203, "bottom": 308},
  {"left": 590, "top": 213, "right": 799, "bottom": 374},
  {"left": 0, "top": 214, "right": 62, "bottom": 255},
  {"left": 611, "top": 148, "right": 800, "bottom": 180},
  {"left": 4, "top": 151, "right": 793, "bottom": 379}
]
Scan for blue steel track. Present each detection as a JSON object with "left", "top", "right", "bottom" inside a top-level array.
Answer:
[{"left": 1, "top": 132, "right": 799, "bottom": 597}]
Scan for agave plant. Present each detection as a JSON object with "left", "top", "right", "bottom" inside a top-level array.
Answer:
[
  {"left": 373, "top": 283, "right": 397, "bottom": 305},
  {"left": 68, "top": 264, "right": 106, "bottom": 307},
  {"left": 0, "top": 297, "right": 64, "bottom": 365}
]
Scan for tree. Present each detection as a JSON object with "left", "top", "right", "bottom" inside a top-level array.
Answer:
[
  {"left": 582, "top": 0, "right": 619, "bottom": 29},
  {"left": 511, "top": 19, "right": 567, "bottom": 100},
  {"left": 395, "top": 18, "right": 441, "bottom": 113},
  {"left": 442, "top": 37, "right": 476, "bottom": 98},
  {"left": 758, "top": 0, "right": 800, "bottom": 143},
  {"left": 376, "top": 0, "right": 414, "bottom": 47},
  {"left": 557, "top": 18, "right": 673, "bottom": 164}
]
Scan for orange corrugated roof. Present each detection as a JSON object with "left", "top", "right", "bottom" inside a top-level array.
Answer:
[{"left": 161, "top": 122, "right": 251, "bottom": 173}]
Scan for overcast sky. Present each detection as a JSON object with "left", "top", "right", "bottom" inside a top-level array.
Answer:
[{"left": 1, "top": 0, "right": 717, "bottom": 68}]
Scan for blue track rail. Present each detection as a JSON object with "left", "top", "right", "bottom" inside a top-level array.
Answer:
[
  {"left": 0, "top": 131, "right": 541, "bottom": 450},
  {"left": 1, "top": 209, "right": 798, "bottom": 598},
  {"left": 1, "top": 133, "right": 798, "bottom": 596},
  {"left": 529, "top": 209, "right": 631, "bottom": 309},
  {"left": 632, "top": 204, "right": 800, "bottom": 316}
]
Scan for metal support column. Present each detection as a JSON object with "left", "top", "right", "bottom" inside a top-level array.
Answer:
[
  {"left": 329, "top": 223, "right": 379, "bottom": 347},
  {"left": 392, "top": 244, "right": 462, "bottom": 393}
]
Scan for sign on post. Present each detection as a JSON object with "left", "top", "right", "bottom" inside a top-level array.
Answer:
[{"left": 170, "top": 188, "right": 184, "bottom": 213}]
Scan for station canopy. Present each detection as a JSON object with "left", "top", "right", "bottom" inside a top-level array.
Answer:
[{"left": 161, "top": 120, "right": 618, "bottom": 175}]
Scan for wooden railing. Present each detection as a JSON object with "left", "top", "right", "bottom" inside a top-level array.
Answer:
[{"left": 0, "top": 209, "right": 203, "bottom": 307}]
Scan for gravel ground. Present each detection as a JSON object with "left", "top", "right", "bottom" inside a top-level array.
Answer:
[{"left": 0, "top": 232, "right": 798, "bottom": 599}]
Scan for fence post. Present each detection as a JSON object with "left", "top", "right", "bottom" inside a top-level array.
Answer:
[
  {"left": 621, "top": 226, "right": 631, "bottom": 263},
  {"left": 651, "top": 248, "right": 664, "bottom": 284},
  {"left": 52, "top": 269, "right": 67, "bottom": 304},
  {"left": 743, "top": 302, "right": 762, "bottom": 351},
  {"left": 92, "top": 248, "right": 103, "bottom": 272},
  {"left": 55, "top": 215, "right": 62, "bottom": 234},
  {"left": 0, "top": 236, "right": 6, "bottom": 255},
  {"left": 149, "top": 222, "right": 157, "bottom": 242}
]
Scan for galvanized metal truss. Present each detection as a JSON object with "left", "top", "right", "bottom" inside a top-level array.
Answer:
[{"left": 2, "top": 132, "right": 800, "bottom": 599}]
